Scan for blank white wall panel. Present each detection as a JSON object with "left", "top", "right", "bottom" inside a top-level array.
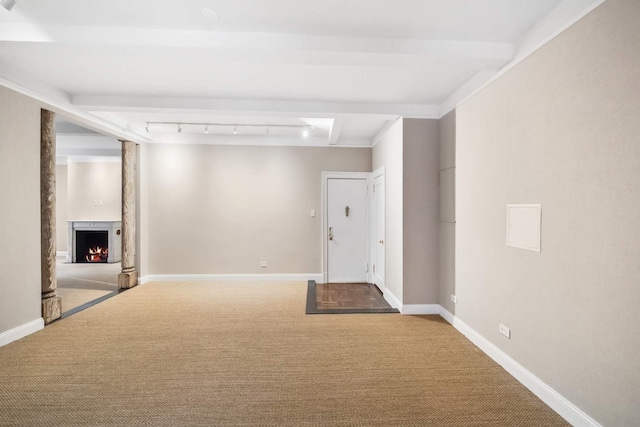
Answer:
[{"left": 506, "top": 204, "right": 541, "bottom": 252}]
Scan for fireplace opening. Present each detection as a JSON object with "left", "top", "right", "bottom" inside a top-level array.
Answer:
[{"left": 75, "top": 230, "right": 109, "bottom": 263}]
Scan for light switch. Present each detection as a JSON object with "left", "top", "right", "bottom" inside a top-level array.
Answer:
[{"left": 310, "top": 209, "right": 316, "bottom": 218}]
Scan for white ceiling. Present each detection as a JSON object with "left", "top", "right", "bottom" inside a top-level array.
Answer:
[{"left": 0, "top": 0, "right": 601, "bottom": 146}]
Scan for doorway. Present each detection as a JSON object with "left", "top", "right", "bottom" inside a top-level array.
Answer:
[
  {"left": 54, "top": 119, "right": 122, "bottom": 318},
  {"left": 323, "top": 174, "right": 369, "bottom": 283},
  {"left": 372, "top": 168, "right": 385, "bottom": 292}
]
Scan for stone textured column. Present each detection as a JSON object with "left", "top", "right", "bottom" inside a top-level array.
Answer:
[
  {"left": 118, "top": 140, "right": 138, "bottom": 289},
  {"left": 41, "top": 109, "right": 62, "bottom": 324}
]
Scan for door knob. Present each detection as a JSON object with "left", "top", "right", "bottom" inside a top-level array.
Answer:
[
  {"left": 329, "top": 227, "right": 334, "bottom": 241},
  {"left": 379, "top": 240, "right": 384, "bottom": 245}
]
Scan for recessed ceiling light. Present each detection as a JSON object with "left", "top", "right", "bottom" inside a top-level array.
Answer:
[
  {"left": 302, "top": 129, "right": 310, "bottom": 138},
  {"left": 202, "top": 8, "right": 219, "bottom": 21}
]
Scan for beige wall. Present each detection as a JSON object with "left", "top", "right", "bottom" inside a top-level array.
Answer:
[
  {"left": 402, "top": 119, "right": 439, "bottom": 304},
  {"left": 372, "top": 119, "right": 404, "bottom": 303},
  {"left": 456, "top": 0, "right": 640, "bottom": 425},
  {"left": 438, "top": 111, "right": 456, "bottom": 313},
  {"left": 55, "top": 165, "right": 68, "bottom": 253},
  {"left": 145, "top": 144, "right": 371, "bottom": 275},
  {"left": 67, "top": 162, "right": 121, "bottom": 221},
  {"left": 0, "top": 87, "right": 44, "bottom": 333}
]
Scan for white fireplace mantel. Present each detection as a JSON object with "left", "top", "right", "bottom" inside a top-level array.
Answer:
[{"left": 67, "top": 220, "right": 122, "bottom": 264}]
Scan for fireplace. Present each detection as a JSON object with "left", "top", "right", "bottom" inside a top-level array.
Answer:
[
  {"left": 67, "top": 221, "right": 122, "bottom": 264},
  {"left": 75, "top": 230, "right": 109, "bottom": 263}
]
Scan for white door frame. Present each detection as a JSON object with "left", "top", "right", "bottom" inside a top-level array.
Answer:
[
  {"left": 370, "top": 166, "right": 385, "bottom": 289},
  {"left": 321, "top": 171, "right": 372, "bottom": 284}
]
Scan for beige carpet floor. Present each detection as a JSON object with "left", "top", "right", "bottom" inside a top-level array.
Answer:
[
  {"left": 0, "top": 282, "right": 567, "bottom": 426},
  {"left": 56, "top": 258, "right": 119, "bottom": 313}
]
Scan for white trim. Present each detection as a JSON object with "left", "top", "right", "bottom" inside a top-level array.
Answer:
[
  {"left": 321, "top": 171, "right": 372, "bottom": 284},
  {"left": 138, "top": 274, "right": 323, "bottom": 283},
  {"left": 0, "top": 318, "right": 44, "bottom": 347},
  {"left": 437, "top": 308, "right": 601, "bottom": 427},
  {"left": 369, "top": 166, "right": 385, "bottom": 288},
  {"left": 382, "top": 287, "right": 402, "bottom": 310},
  {"left": 56, "top": 251, "right": 68, "bottom": 257},
  {"left": 438, "top": 305, "right": 455, "bottom": 324},
  {"left": 401, "top": 304, "right": 440, "bottom": 315},
  {"left": 440, "top": 0, "right": 606, "bottom": 117}
]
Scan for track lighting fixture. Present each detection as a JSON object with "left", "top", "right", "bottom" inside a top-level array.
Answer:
[{"left": 144, "top": 121, "right": 313, "bottom": 136}]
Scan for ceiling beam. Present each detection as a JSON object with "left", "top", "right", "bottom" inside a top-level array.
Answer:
[
  {"left": 0, "top": 66, "right": 148, "bottom": 143},
  {"left": 0, "top": 26, "right": 514, "bottom": 66},
  {"left": 73, "top": 95, "right": 440, "bottom": 119},
  {"left": 328, "top": 117, "right": 344, "bottom": 145}
]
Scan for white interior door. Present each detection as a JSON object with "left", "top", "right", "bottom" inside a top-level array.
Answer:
[
  {"left": 373, "top": 174, "right": 385, "bottom": 291},
  {"left": 327, "top": 178, "right": 368, "bottom": 283}
]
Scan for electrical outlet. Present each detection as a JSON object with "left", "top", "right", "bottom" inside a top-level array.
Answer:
[
  {"left": 451, "top": 295, "right": 458, "bottom": 304},
  {"left": 499, "top": 324, "right": 511, "bottom": 339},
  {"left": 260, "top": 261, "right": 267, "bottom": 268}
]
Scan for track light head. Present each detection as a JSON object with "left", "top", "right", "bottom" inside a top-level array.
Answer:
[
  {"left": 204, "top": 125, "right": 209, "bottom": 134},
  {"left": 145, "top": 122, "right": 149, "bottom": 133},
  {"left": 233, "top": 126, "right": 238, "bottom": 135},
  {"left": 177, "top": 124, "right": 182, "bottom": 133}
]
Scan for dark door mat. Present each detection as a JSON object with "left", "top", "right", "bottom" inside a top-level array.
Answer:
[{"left": 306, "top": 280, "right": 400, "bottom": 314}]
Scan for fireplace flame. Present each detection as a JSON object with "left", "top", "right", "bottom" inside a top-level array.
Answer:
[{"left": 85, "top": 246, "right": 109, "bottom": 262}]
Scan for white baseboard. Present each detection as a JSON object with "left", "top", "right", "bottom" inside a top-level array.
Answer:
[
  {"left": 401, "top": 304, "right": 440, "bottom": 315},
  {"left": 0, "top": 318, "right": 44, "bottom": 347},
  {"left": 438, "top": 308, "right": 600, "bottom": 427},
  {"left": 438, "top": 305, "right": 455, "bottom": 324},
  {"left": 56, "top": 251, "right": 68, "bottom": 257},
  {"left": 139, "top": 273, "right": 323, "bottom": 284},
  {"left": 382, "top": 288, "right": 402, "bottom": 310},
  {"left": 382, "top": 289, "right": 439, "bottom": 315}
]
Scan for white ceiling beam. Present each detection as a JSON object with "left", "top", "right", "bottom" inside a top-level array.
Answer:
[
  {"left": 57, "top": 147, "right": 121, "bottom": 157},
  {"left": 328, "top": 117, "right": 344, "bottom": 145},
  {"left": 73, "top": 95, "right": 440, "bottom": 119},
  {"left": 56, "top": 134, "right": 121, "bottom": 149},
  {"left": 0, "top": 26, "right": 514, "bottom": 64},
  {"left": 0, "top": 65, "right": 148, "bottom": 143}
]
